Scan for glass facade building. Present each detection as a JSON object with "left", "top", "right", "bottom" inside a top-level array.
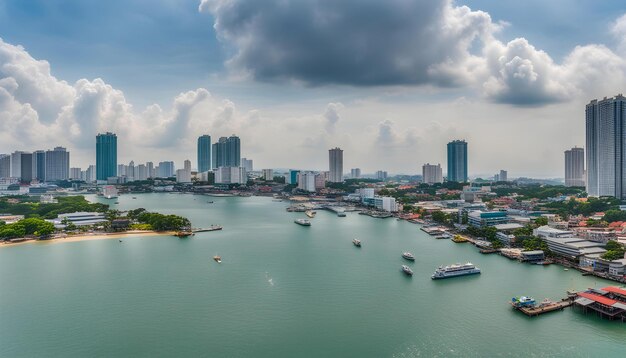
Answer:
[
  {"left": 586, "top": 95, "right": 626, "bottom": 198},
  {"left": 197, "top": 135, "right": 211, "bottom": 173},
  {"left": 96, "top": 132, "right": 117, "bottom": 181},
  {"left": 447, "top": 140, "right": 468, "bottom": 182}
]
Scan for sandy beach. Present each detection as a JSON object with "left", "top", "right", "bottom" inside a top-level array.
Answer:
[{"left": 0, "top": 230, "right": 177, "bottom": 248}]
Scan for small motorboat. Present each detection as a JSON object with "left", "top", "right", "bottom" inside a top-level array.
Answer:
[
  {"left": 213, "top": 256, "right": 222, "bottom": 263},
  {"left": 402, "top": 252, "right": 415, "bottom": 261},
  {"left": 352, "top": 239, "right": 361, "bottom": 247},
  {"left": 402, "top": 265, "right": 414, "bottom": 276}
]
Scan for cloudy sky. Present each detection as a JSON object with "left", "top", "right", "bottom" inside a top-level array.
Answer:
[{"left": 1, "top": 0, "right": 625, "bottom": 177}]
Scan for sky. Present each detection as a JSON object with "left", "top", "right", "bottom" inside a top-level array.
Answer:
[{"left": 1, "top": 0, "right": 626, "bottom": 178}]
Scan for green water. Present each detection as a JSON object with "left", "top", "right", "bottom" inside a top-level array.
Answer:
[{"left": 1, "top": 194, "right": 624, "bottom": 357}]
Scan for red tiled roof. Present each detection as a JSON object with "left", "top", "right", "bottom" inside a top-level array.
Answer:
[
  {"left": 602, "top": 286, "right": 626, "bottom": 297},
  {"left": 578, "top": 292, "right": 618, "bottom": 306}
]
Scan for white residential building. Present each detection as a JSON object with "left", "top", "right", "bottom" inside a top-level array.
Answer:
[{"left": 422, "top": 163, "right": 443, "bottom": 184}]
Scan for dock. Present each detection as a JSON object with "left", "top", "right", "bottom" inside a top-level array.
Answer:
[
  {"left": 192, "top": 225, "right": 223, "bottom": 233},
  {"left": 512, "top": 299, "right": 572, "bottom": 317}
]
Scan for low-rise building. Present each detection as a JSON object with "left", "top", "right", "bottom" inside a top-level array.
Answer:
[
  {"left": 468, "top": 210, "right": 509, "bottom": 227},
  {"left": 50, "top": 212, "right": 108, "bottom": 228}
]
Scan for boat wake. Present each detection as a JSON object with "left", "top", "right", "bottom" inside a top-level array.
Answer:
[{"left": 265, "top": 272, "right": 275, "bottom": 286}]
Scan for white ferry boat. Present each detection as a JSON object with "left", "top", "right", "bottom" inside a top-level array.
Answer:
[
  {"left": 431, "top": 262, "right": 481, "bottom": 280},
  {"left": 294, "top": 219, "right": 311, "bottom": 226}
]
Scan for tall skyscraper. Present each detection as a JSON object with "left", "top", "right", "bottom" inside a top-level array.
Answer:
[
  {"left": 19, "top": 152, "right": 33, "bottom": 182},
  {"left": 10, "top": 151, "right": 22, "bottom": 178},
  {"left": 212, "top": 135, "right": 241, "bottom": 169},
  {"left": 96, "top": 132, "right": 117, "bottom": 181},
  {"left": 146, "top": 162, "right": 154, "bottom": 178},
  {"left": 157, "top": 161, "right": 175, "bottom": 177},
  {"left": 565, "top": 147, "right": 585, "bottom": 187},
  {"left": 447, "top": 140, "right": 468, "bottom": 182},
  {"left": 376, "top": 170, "right": 388, "bottom": 180},
  {"left": 586, "top": 95, "right": 626, "bottom": 197},
  {"left": 328, "top": 147, "right": 343, "bottom": 183},
  {"left": 422, "top": 163, "right": 443, "bottom": 184},
  {"left": 34, "top": 150, "right": 46, "bottom": 182},
  {"left": 0, "top": 154, "right": 10, "bottom": 178},
  {"left": 350, "top": 168, "right": 361, "bottom": 179},
  {"left": 45, "top": 147, "right": 69, "bottom": 181},
  {"left": 499, "top": 170, "right": 508, "bottom": 182},
  {"left": 197, "top": 135, "right": 211, "bottom": 173}
]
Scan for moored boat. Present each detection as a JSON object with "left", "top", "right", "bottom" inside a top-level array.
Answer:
[
  {"left": 511, "top": 296, "right": 536, "bottom": 308},
  {"left": 401, "top": 265, "right": 414, "bottom": 276},
  {"left": 352, "top": 239, "right": 361, "bottom": 247},
  {"left": 305, "top": 210, "right": 317, "bottom": 218},
  {"left": 431, "top": 262, "right": 481, "bottom": 279},
  {"left": 294, "top": 218, "right": 311, "bottom": 226},
  {"left": 402, "top": 252, "right": 415, "bottom": 261}
]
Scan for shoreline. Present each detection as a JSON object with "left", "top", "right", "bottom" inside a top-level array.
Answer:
[{"left": 0, "top": 230, "right": 177, "bottom": 248}]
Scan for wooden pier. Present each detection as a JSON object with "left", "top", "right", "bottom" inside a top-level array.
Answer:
[
  {"left": 192, "top": 226, "right": 223, "bottom": 233},
  {"left": 512, "top": 299, "right": 573, "bottom": 317}
]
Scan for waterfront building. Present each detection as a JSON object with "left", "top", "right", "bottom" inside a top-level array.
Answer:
[
  {"left": 43, "top": 147, "right": 69, "bottom": 182},
  {"left": 85, "top": 165, "right": 96, "bottom": 183},
  {"left": 467, "top": 210, "right": 509, "bottom": 227},
  {"left": 376, "top": 170, "right": 388, "bottom": 181},
  {"left": 447, "top": 140, "right": 468, "bottom": 182},
  {"left": 146, "top": 162, "right": 155, "bottom": 178},
  {"left": 0, "top": 154, "right": 10, "bottom": 178},
  {"left": 297, "top": 172, "right": 317, "bottom": 192},
  {"left": 157, "top": 161, "right": 175, "bottom": 178},
  {"left": 314, "top": 173, "right": 326, "bottom": 190},
  {"left": 127, "top": 161, "right": 135, "bottom": 181},
  {"left": 136, "top": 164, "right": 148, "bottom": 181},
  {"left": 356, "top": 188, "right": 375, "bottom": 199},
  {"left": 422, "top": 163, "right": 443, "bottom": 184},
  {"left": 287, "top": 170, "right": 300, "bottom": 184},
  {"left": 262, "top": 169, "right": 274, "bottom": 181},
  {"left": 176, "top": 169, "right": 192, "bottom": 183},
  {"left": 376, "top": 197, "right": 398, "bottom": 212},
  {"left": 586, "top": 95, "right": 626, "bottom": 197},
  {"left": 70, "top": 168, "right": 82, "bottom": 180},
  {"left": 241, "top": 158, "right": 253, "bottom": 172},
  {"left": 96, "top": 132, "right": 117, "bottom": 181},
  {"left": 214, "top": 166, "right": 246, "bottom": 184},
  {"left": 212, "top": 135, "right": 241, "bottom": 169},
  {"left": 176, "top": 160, "right": 192, "bottom": 183},
  {"left": 197, "top": 135, "right": 211, "bottom": 173},
  {"left": 329, "top": 147, "right": 343, "bottom": 183},
  {"left": 565, "top": 147, "right": 585, "bottom": 187},
  {"left": 34, "top": 150, "right": 46, "bottom": 181},
  {"left": 350, "top": 168, "right": 361, "bottom": 179},
  {"left": 50, "top": 212, "right": 108, "bottom": 228}
]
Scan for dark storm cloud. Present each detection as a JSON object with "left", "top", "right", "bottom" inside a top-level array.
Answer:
[{"left": 202, "top": 0, "right": 493, "bottom": 86}]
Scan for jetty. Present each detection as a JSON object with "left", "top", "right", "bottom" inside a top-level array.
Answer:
[
  {"left": 192, "top": 225, "right": 223, "bottom": 233},
  {"left": 511, "top": 299, "right": 572, "bottom": 317}
]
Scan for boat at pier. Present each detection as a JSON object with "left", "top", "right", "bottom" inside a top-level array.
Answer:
[
  {"left": 431, "top": 262, "right": 481, "bottom": 279},
  {"left": 305, "top": 210, "right": 317, "bottom": 218},
  {"left": 294, "top": 219, "right": 311, "bottom": 226},
  {"left": 511, "top": 296, "right": 536, "bottom": 308},
  {"left": 401, "top": 265, "right": 414, "bottom": 276},
  {"left": 352, "top": 239, "right": 361, "bottom": 247},
  {"left": 402, "top": 252, "right": 415, "bottom": 261}
]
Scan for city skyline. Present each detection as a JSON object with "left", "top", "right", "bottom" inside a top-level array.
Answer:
[{"left": 1, "top": 1, "right": 624, "bottom": 176}]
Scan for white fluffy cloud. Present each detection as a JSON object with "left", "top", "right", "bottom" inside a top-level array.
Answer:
[
  {"left": 0, "top": 37, "right": 245, "bottom": 166},
  {"left": 201, "top": 0, "right": 626, "bottom": 106}
]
